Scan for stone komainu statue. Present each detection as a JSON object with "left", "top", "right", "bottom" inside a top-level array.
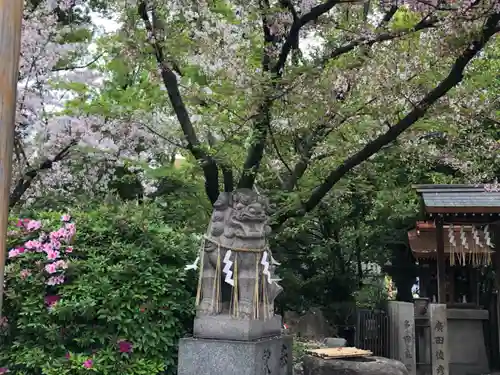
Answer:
[{"left": 195, "top": 189, "right": 283, "bottom": 320}]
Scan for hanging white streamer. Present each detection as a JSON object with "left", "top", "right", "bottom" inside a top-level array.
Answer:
[
  {"left": 184, "top": 256, "right": 200, "bottom": 271},
  {"left": 222, "top": 250, "right": 234, "bottom": 286},
  {"left": 472, "top": 226, "right": 484, "bottom": 247},
  {"left": 270, "top": 254, "right": 281, "bottom": 266},
  {"left": 460, "top": 226, "right": 469, "bottom": 249},
  {"left": 448, "top": 224, "right": 456, "bottom": 246},
  {"left": 261, "top": 251, "right": 272, "bottom": 284},
  {"left": 484, "top": 225, "right": 495, "bottom": 248}
]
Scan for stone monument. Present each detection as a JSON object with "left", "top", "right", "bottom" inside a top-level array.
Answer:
[{"left": 178, "top": 189, "right": 293, "bottom": 375}]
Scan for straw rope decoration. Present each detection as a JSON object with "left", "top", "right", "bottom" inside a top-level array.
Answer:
[
  {"left": 484, "top": 225, "right": 494, "bottom": 265},
  {"left": 195, "top": 237, "right": 205, "bottom": 306},
  {"left": 191, "top": 233, "right": 277, "bottom": 320},
  {"left": 232, "top": 252, "right": 239, "bottom": 317},
  {"left": 460, "top": 226, "right": 468, "bottom": 266},
  {"left": 448, "top": 224, "right": 456, "bottom": 266},
  {"left": 254, "top": 254, "right": 260, "bottom": 319}
]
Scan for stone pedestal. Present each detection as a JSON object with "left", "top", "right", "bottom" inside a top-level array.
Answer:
[
  {"left": 429, "top": 304, "right": 449, "bottom": 375},
  {"left": 387, "top": 301, "right": 417, "bottom": 375},
  {"left": 193, "top": 315, "right": 282, "bottom": 341},
  {"left": 178, "top": 335, "right": 293, "bottom": 375}
]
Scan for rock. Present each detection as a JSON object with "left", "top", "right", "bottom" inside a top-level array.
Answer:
[
  {"left": 302, "top": 355, "right": 409, "bottom": 375},
  {"left": 323, "top": 337, "right": 347, "bottom": 348},
  {"left": 284, "top": 310, "right": 301, "bottom": 334},
  {"left": 293, "top": 362, "right": 304, "bottom": 375},
  {"left": 297, "top": 307, "right": 332, "bottom": 339}
]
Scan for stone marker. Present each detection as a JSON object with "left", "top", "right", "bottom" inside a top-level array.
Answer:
[
  {"left": 302, "top": 355, "right": 409, "bottom": 375},
  {"left": 387, "top": 301, "right": 417, "bottom": 375},
  {"left": 429, "top": 303, "right": 449, "bottom": 375},
  {"left": 178, "top": 189, "right": 292, "bottom": 375}
]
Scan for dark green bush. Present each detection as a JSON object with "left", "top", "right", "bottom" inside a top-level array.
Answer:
[{"left": 0, "top": 202, "right": 198, "bottom": 375}]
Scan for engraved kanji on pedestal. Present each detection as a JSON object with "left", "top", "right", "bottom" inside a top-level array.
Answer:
[{"left": 429, "top": 304, "right": 449, "bottom": 375}]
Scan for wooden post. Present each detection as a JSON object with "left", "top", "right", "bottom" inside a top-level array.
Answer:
[
  {"left": 0, "top": 0, "right": 24, "bottom": 317},
  {"left": 435, "top": 217, "right": 447, "bottom": 304}
]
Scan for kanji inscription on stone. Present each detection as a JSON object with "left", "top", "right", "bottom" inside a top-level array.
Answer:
[{"left": 429, "top": 304, "right": 449, "bottom": 375}]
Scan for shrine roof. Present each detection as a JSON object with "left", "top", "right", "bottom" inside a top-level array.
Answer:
[{"left": 414, "top": 184, "right": 500, "bottom": 214}]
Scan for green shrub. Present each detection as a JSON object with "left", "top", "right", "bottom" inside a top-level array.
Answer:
[{"left": 0, "top": 203, "right": 198, "bottom": 375}]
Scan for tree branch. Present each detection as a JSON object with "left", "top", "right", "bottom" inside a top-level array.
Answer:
[
  {"left": 237, "top": 0, "right": 274, "bottom": 189},
  {"left": 273, "top": 11, "right": 500, "bottom": 228},
  {"left": 138, "top": 1, "right": 219, "bottom": 204},
  {"left": 51, "top": 53, "right": 104, "bottom": 72},
  {"left": 9, "top": 140, "right": 77, "bottom": 208},
  {"left": 238, "top": 0, "right": 344, "bottom": 189},
  {"left": 320, "top": 17, "right": 437, "bottom": 67},
  {"left": 274, "top": 0, "right": 342, "bottom": 76}
]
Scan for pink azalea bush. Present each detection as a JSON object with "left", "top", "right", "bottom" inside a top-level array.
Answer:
[{"left": 0, "top": 203, "right": 197, "bottom": 375}]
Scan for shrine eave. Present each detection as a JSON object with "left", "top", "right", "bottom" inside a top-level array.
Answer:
[{"left": 413, "top": 184, "right": 500, "bottom": 218}]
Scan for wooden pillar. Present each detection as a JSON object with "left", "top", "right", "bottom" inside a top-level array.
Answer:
[
  {"left": 0, "top": 0, "right": 24, "bottom": 317},
  {"left": 436, "top": 217, "right": 447, "bottom": 304}
]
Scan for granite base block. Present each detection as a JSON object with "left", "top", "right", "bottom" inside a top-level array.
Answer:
[
  {"left": 178, "top": 335, "right": 293, "bottom": 375},
  {"left": 193, "top": 314, "right": 282, "bottom": 341}
]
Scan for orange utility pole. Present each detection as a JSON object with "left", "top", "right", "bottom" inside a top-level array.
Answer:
[{"left": 0, "top": 0, "right": 24, "bottom": 317}]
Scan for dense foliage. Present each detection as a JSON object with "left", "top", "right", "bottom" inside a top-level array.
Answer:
[{"left": 1, "top": 203, "right": 198, "bottom": 375}]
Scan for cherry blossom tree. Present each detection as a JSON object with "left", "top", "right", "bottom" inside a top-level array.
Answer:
[
  {"left": 10, "top": 0, "right": 171, "bottom": 206},
  {"left": 86, "top": 0, "right": 496, "bottom": 227}
]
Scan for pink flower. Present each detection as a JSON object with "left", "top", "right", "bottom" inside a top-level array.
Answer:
[
  {"left": 20, "top": 269, "right": 32, "bottom": 279},
  {"left": 26, "top": 220, "right": 42, "bottom": 231},
  {"left": 8, "top": 249, "right": 19, "bottom": 258},
  {"left": 65, "top": 352, "right": 71, "bottom": 360},
  {"left": 44, "top": 295, "right": 61, "bottom": 307},
  {"left": 47, "top": 275, "right": 65, "bottom": 286},
  {"left": 16, "top": 219, "right": 23, "bottom": 227},
  {"left": 55, "top": 260, "right": 68, "bottom": 269},
  {"left": 50, "top": 231, "right": 60, "bottom": 241},
  {"left": 46, "top": 250, "right": 60, "bottom": 260},
  {"left": 43, "top": 243, "right": 53, "bottom": 253},
  {"left": 0, "top": 367, "right": 9, "bottom": 373},
  {"left": 25, "top": 240, "right": 41, "bottom": 251},
  {"left": 65, "top": 246, "right": 73, "bottom": 253},
  {"left": 61, "top": 214, "right": 71, "bottom": 222},
  {"left": 83, "top": 359, "right": 93, "bottom": 369},
  {"left": 118, "top": 340, "right": 133, "bottom": 353},
  {"left": 45, "top": 263, "right": 58, "bottom": 274},
  {"left": 51, "top": 240, "right": 61, "bottom": 250}
]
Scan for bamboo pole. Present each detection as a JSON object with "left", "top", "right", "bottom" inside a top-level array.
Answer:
[{"left": 0, "top": 0, "right": 24, "bottom": 317}]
